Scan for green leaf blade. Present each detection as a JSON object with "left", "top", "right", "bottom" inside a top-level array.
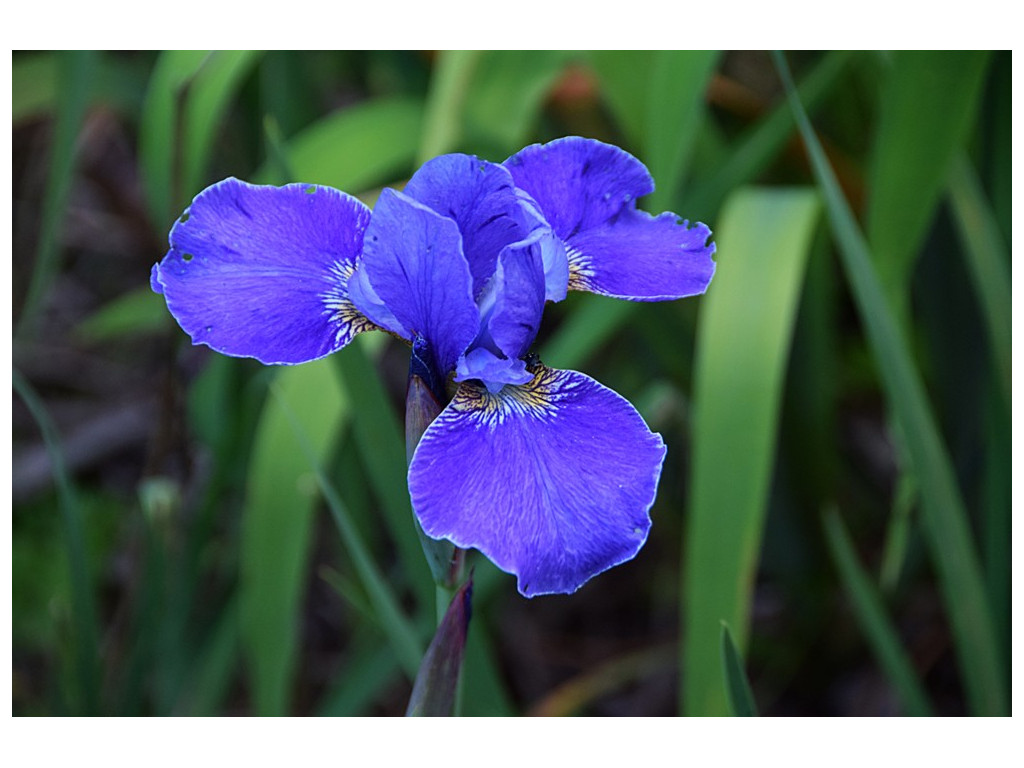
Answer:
[
  {"left": 774, "top": 51, "right": 1007, "bottom": 716},
  {"left": 18, "top": 50, "right": 98, "bottom": 335},
  {"left": 683, "top": 186, "right": 821, "bottom": 715},
  {"left": 720, "top": 623, "right": 758, "bottom": 717},
  {"left": 823, "top": 508, "right": 934, "bottom": 716},
  {"left": 181, "top": 50, "right": 261, "bottom": 196},
  {"left": 866, "top": 51, "right": 990, "bottom": 321},
  {"left": 644, "top": 50, "right": 720, "bottom": 212},
  {"left": 138, "top": 50, "right": 211, "bottom": 226},
  {"left": 464, "top": 50, "right": 570, "bottom": 153},
  {"left": 257, "top": 96, "right": 424, "bottom": 191},
  {"left": 239, "top": 358, "right": 347, "bottom": 715},
  {"left": 332, "top": 337, "right": 435, "bottom": 610}
]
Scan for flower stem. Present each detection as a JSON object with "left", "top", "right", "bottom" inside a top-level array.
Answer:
[
  {"left": 405, "top": 338, "right": 466, "bottom": 592},
  {"left": 405, "top": 338, "right": 470, "bottom": 716}
]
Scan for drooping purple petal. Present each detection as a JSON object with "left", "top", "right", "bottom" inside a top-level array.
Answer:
[
  {"left": 402, "top": 154, "right": 531, "bottom": 299},
  {"left": 355, "top": 188, "right": 478, "bottom": 375},
  {"left": 568, "top": 211, "right": 716, "bottom": 300},
  {"left": 151, "top": 178, "right": 374, "bottom": 365},
  {"left": 505, "top": 136, "right": 716, "bottom": 301},
  {"left": 409, "top": 366, "right": 666, "bottom": 597}
]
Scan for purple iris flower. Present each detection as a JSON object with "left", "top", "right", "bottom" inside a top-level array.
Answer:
[{"left": 151, "top": 136, "right": 715, "bottom": 597}]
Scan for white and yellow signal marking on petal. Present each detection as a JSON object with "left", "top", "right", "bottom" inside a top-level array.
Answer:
[
  {"left": 450, "top": 364, "right": 586, "bottom": 429},
  {"left": 322, "top": 260, "right": 377, "bottom": 346},
  {"left": 566, "top": 246, "right": 597, "bottom": 292}
]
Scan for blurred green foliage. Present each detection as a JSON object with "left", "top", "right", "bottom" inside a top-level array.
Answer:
[{"left": 12, "top": 50, "right": 1010, "bottom": 716}]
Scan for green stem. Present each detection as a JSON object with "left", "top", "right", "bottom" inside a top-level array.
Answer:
[{"left": 436, "top": 584, "right": 454, "bottom": 627}]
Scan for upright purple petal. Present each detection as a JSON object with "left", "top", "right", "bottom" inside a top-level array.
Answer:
[
  {"left": 487, "top": 230, "right": 547, "bottom": 360},
  {"left": 505, "top": 137, "right": 654, "bottom": 237},
  {"left": 409, "top": 366, "right": 666, "bottom": 597},
  {"left": 505, "top": 136, "right": 716, "bottom": 301},
  {"left": 516, "top": 190, "right": 569, "bottom": 303},
  {"left": 346, "top": 260, "right": 406, "bottom": 339},
  {"left": 453, "top": 229, "right": 547, "bottom": 393},
  {"left": 151, "top": 178, "right": 374, "bottom": 365},
  {"left": 403, "top": 154, "right": 530, "bottom": 298},
  {"left": 356, "top": 188, "right": 478, "bottom": 375}
]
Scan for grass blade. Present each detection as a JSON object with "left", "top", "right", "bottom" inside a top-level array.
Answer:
[
  {"left": 685, "top": 51, "right": 853, "bottom": 219},
  {"left": 866, "top": 51, "right": 990, "bottom": 322},
  {"left": 461, "top": 619, "right": 516, "bottom": 716},
  {"left": 720, "top": 623, "right": 758, "bottom": 717},
  {"left": 682, "top": 186, "right": 821, "bottom": 715},
  {"left": 464, "top": 50, "right": 570, "bottom": 152},
  {"left": 980, "top": 397, "right": 1011, "bottom": 671},
  {"left": 13, "top": 52, "right": 58, "bottom": 123},
  {"left": 644, "top": 50, "right": 720, "bottom": 212},
  {"left": 256, "top": 96, "right": 425, "bottom": 191},
  {"left": 239, "top": 358, "right": 347, "bottom": 714},
  {"left": 587, "top": 51, "right": 656, "bottom": 149},
  {"left": 823, "top": 507, "right": 934, "bottom": 716},
  {"left": 947, "top": 152, "right": 1011, "bottom": 410},
  {"left": 74, "top": 286, "right": 171, "bottom": 342},
  {"left": 13, "top": 371, "right": 101, "bottom": 714},
  {"left": 331, "top": 337, "right": 434, "bottom": 611},
  {"left": 180, "top": 51, "right": 260, "bottom": 196},
  {"left": 18, "top": 50, "right": 97, "bottom": 336},
  {"left": 317, "top": 638, "right": 402, "bottom": 716},
  {"left": 540, "top": 294, "right": 634, "bottom": 371},
  {"left": 878, "top": 473, "right": 917, "bottom": 594},
  {"left": 138, "top": 50, "right": 211, "bottom": 226},
  {"left": 179, "top": 599, "right": 240, "bottom": 716},
  {"left": 271, "top": 380, "right": 424, "bottom": 680},
  {"left": 417, "top": 50, "right": 482, "bottom": 164},
  {"left": 774, "top": 50, "right": 1007, "bottom": 716},
  {"left": 140, "top": 50, "right": 259, "bottom": 226}
]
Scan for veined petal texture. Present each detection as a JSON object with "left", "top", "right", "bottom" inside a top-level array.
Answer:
[
  {"left": 505, "top": 136, "right": 716, "bottom": 301},
  {"left": 487, "top": 230, "right": 548, "bottom": 361},
  {"left": 151, "top": 178, "right": 374, "bottom": 365},
  {"left": 455, "top": 226, "right": 549, "bottom": 392},
  {"left": 403, "top": 154, "right": 534, "bottom": 299},
  {"left": 356, "top": 189, "right": 479, "bottom": 375},
  {"left": 408, "top": 366, "right": 666, "bottom": 597}
]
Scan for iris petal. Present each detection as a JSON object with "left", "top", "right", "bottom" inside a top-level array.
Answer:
[
  {"left": 455, "top": 348, "right": 532, "bottom": 393},
  {"left": 453, "top": 228, "right": 547, "bottom": 392},
  {"left": 505, "top": 136, "right": 716, "bottom": 301},
  {"left": 568, "top": 211, "right": 716, "bottom": 300},
  {"left": 151, "top": 178, "right": 373, "bottom": 365},
  {"left": 487, "top": 229, "right": 547, "bottom": 360},
  {"left": 403, "top": 154, "right": 531, "bottom": 299},
  {"left": 409, "top": 366, "right": 666, "bottom": 597},
  {"left": 356, "top": 188, "right": 478, "bottom": 375}
]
